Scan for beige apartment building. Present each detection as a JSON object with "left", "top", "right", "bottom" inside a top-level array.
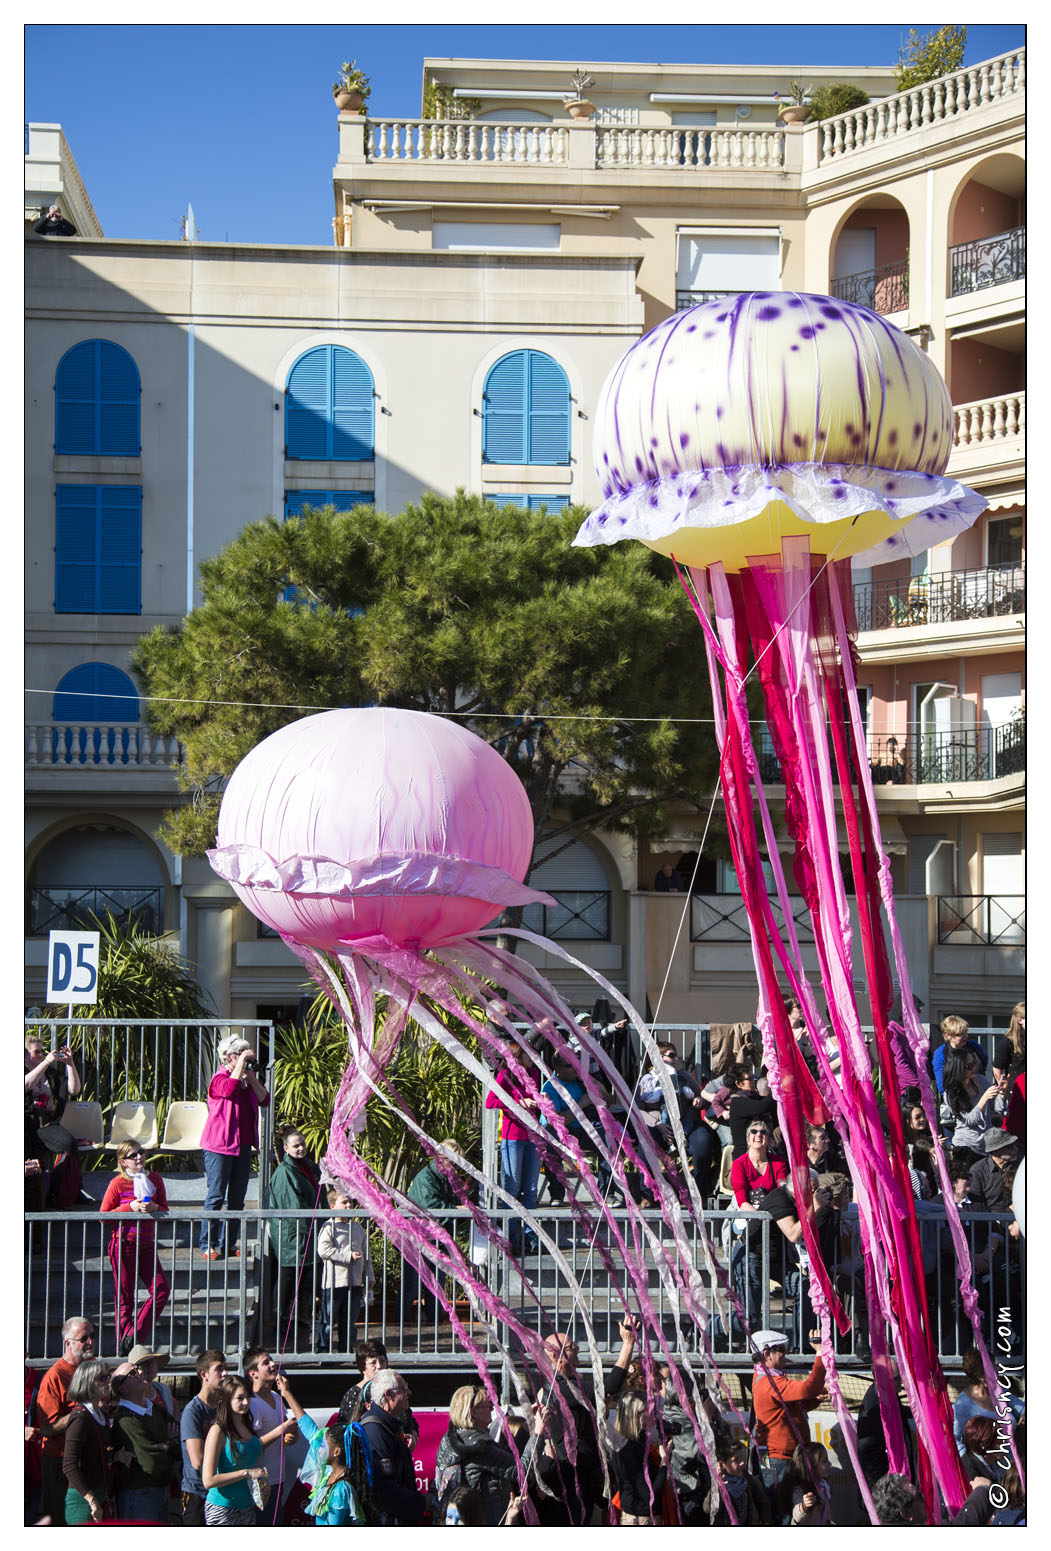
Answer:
[{"left": 25, "top": 48, "right": 1024, "bottom": 1031}]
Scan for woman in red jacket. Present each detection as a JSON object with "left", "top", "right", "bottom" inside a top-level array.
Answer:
[{"left": 100, "top": 1141, "right": 170, "bottom": 1356}]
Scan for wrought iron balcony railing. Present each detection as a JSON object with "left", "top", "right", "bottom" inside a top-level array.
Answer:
[
  {"left": 950, "top": 225, "right": 1025, "bottom": 297},
  {"left": 937, "top": 894, "right": 1025, "bottom": 946},
  {"left": 28, "top": 886, "right": 164, "bottom": 938},
  {"left": 914, "top": 721, "right": 1025, "bottom": 784},
  {"left": 853, "top": 564, "right": 1025, "bottom": 631},
  {"left": 519, "top": 889, "right": 611, "bottom": 941},
  {"left": 831, "top": 260, "right": 908, "bottom": 315},
  {"left": 756, "top": 729, "right": 910, "bottom": 786},
  {"left": 675, "top": 289, "right": 743, "bottom": 312}
]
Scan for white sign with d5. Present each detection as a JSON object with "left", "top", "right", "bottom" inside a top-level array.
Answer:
[{"left": 46, "top": 930, "right": 101, "bottom": 1005}]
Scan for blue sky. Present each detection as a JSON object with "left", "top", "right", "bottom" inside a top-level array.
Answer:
[{"left": 26, "top": 23, "right": 1026, "bottom": 246}]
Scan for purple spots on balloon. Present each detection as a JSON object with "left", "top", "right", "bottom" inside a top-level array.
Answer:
[
  {"left": 680, "top": 433, "right": 690, "bottom": 448},
  {"left": 758, "top": 306, "right": 780, "bottom": 321},
  {"left": 799, "top": 326, "right": 816, "bottom": 340}
]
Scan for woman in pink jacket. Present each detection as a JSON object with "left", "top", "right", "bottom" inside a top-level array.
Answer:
[
  {"left": 199, "top": 1034, "right": 270, "bottom": 1259},
  {"left": 484, "top": 1050, "right": 542, "bottom": 1256}
]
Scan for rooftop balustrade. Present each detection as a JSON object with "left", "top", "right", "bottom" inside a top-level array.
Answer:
[{"left": 817, "top": 47, "right": 1024, "bottom": 163}]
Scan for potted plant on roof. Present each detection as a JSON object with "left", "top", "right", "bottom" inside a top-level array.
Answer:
[
  {"left": 563, "top": 69, "right": 597, "bottom": 120},
  {"left": 333, "top": 60, "right": 371, "bottom": 115},
  {"left": 775, "top": 80, "right": 813, "bottom": 125}
]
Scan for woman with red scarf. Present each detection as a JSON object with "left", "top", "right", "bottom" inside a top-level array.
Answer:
[{"left": 267, "top": 1127, "right": 322, "bottom": 1349}]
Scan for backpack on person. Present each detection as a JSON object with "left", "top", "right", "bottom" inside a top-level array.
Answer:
[{"left": 434, "top": 1455, "right": 468, "bottom": 1519}]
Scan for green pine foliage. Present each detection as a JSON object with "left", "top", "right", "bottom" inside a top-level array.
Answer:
[
  {"left": 895, "top": 25, "right": 967, "bottom": 91},
  {"left": 133, "top": 491, "right": 728, "bottom": 869}
]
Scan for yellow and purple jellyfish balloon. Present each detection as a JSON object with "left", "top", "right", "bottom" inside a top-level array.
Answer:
[{"left": 575, "top": 291, "right": 1004, "bottom": 1518}]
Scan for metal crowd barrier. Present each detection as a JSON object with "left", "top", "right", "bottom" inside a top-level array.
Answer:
[{"left": 25, "top": 1207, "right": 1023, "bottom": 1384}]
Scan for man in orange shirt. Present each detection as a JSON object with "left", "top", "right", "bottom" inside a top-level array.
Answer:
[
  {"left": 750, "top": 1330, "right": 825, "bottom": 1492},
  {"left": 35, "top": 1315, "right": 95, "bottom": 1526}
]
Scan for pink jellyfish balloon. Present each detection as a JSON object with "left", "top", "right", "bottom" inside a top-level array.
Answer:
[
  {"left": 209, "top": 706, "right": 754, "bottom": 1522},
  {"left": 574, "top": 292, "right": 1008, "bottom": 1519}
]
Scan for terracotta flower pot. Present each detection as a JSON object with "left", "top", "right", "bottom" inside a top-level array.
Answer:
[
  {"left": 777, "top": 104, "right": 811, "bottom": 125},
  {"left": 565, "top": 99, "right": 596, "bottom": 120},
  {"left": 335, "top": 89, "right": 364, "bottom": 113}
]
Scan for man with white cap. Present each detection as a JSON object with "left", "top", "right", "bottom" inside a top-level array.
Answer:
[
  {"left": 199, "top": 1033, "right": 270, "bottom": 1259},
  {"left": 750, "top": 1331, "right": 825, "bottom": 1491}
]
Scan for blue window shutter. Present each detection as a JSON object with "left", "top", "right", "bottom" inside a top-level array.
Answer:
[
  {"left": 98, "top": 486, "right": 142, "bottom": 613},
  {"left": 527, "top": 353, "right": 571, "bottom": 465},
  {"left": 331, "top": 350, "right": 375, "bottom": 460},
  {"left": 286, "top": 348, "right": 331, "bottom": 459},
  {"left": 97, "top": 342, "right": 140, "bottom": 454},
  {"left": 55, "top": 342, "right": 97, "bottom": 453},
  {"left": 55, "top": 485, "right": 100, "bottom": 610},
  {"left": 56, "top": 341, "right": 140, "bottom": 455},
  {"left": 489, "top": 493, "right": 569, "bottom": 512},
  {"left": 54, "top": 663, "right": 139, "bottom": 722},
  {"left": 483, "top": 352, "right": 527, "bottom": 463},
  {"left": 55, "top": 485, "right": 141, "bottom": 613},
  {"left": 285, "top": 490, "right": 373, "bottom": 518}
]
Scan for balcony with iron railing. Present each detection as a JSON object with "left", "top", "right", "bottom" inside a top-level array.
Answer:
[
  {"left": 830, "top": 260, "right": 908, "bottom": 316},
  {"left": 675, "top": 289, "right": 743, "bottom": 312},
  {"left": 938, "top": 894, "right": 1025, "bottom": 946},
  {"left": 853, "top": 564, "right": 1025, "bottom": 632},
  {"left": 912, "top": 722, "right": 1025, "bottom": 785},
  {"left": 27, "top": 885, "right": 165, "bottom": 937},
  {"left": 950, "top": 225, "right": 1025, "bottom": 298}
]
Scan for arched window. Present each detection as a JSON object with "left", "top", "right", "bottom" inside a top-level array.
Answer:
[
  {"left": 52, "top": 663, "right": 140, "bottom": 766},
  {"left": 55, "top": 340, "right": 140, "bottom": 455},
  {"left": 285, "top": 345, "right": 375, "bottom": 461},
  {"left": 483, "top": 350, "right": 571, "bottom": 465},
  {"left": 28, "top": 824, "right": 165, "bottom": 937},
  {"left": 53, "top": 663, "right": 139, "bottom": 722}
]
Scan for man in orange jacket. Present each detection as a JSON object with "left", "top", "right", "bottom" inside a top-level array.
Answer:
[{"left": 751, "top": 1331, "right": 825, "bottom": 1491}]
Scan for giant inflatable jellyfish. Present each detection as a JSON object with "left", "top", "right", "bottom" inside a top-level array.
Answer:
[
  {"left": 574, "top": 291, "right": 1007, "bottom": 1518},
  {"left": 209, "top": 705, "right": 759, "bottom": 1522}
]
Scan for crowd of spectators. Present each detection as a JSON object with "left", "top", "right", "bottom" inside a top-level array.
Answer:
[{"left": 25, "top": 993, "right": 1025, "bottom": 1525}]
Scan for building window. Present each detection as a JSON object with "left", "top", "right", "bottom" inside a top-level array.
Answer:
[
  {"left": 285, "top": 345, "right": 375, "bottom": 461},
  {"left": 675, "top": 228, "right": 780, "bottom": 311},
  {"left": 284, "top": 491, "right": 374, "bottom": 517},
  {"left": 482, "top": 350, "right": 571, "bottom": 465},
  {"left": 986, "top": 513, "right": 1024, "bottom": 568},
  {"left": 55, "top": 484, "right": 141, "bottom": 614},
  {"left": 433, "top": 222, "right": 560, "bottom": 251},
  {"left": 486, "top": 493, "right": 570, "bottom": 512},
  {"left": 55, "top": 340, "right": 141, "bottom": 456},
  {"left": 52, "top": 663, "right": 140, "bottom": 765},
  {"left": 54, "top": 663, "right": 139, "bottom": 721}
]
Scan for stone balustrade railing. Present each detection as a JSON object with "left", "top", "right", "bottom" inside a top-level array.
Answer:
[
  {"left": 953, "top": 392, "right": 1025, "bottom": 449},
  {"left": 366, "top": 118, "right": 570, "bottom": 164},
  {"left": 26, "top": 723, "right": 185, "bottom": 769},
  {"left": 596, "top": 124, "right": 785, "bottom": 170},
  {"left": 818, "top": 47, "right": 1024, "bottom": 162}
]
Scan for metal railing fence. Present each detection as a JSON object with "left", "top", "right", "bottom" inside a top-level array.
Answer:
[
  {"left": 25, "top": 1206, "right": 1023, "bottom": 1382},
  {"left": 25, "top": 1018, "right": 277, "bottom": 1186},
  {"left": 853, "top": 564, "right": 1025, "bottom": 631}
]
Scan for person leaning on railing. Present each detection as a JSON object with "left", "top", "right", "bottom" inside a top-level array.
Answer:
[{"left": 199, "top": 1033, "right": 271, "bottom": 1260}]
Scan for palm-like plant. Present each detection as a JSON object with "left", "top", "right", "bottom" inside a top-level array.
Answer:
[
  {"left": 36, "top": 913, "right": 213, "bottom": 1169},
  {"left": 272, "top": 985, "right": 484, "bottom": 1190}
]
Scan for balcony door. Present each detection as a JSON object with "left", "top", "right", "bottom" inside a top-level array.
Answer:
[{"left": 981, "top": 833, "right": 1024, "bottom": 944}]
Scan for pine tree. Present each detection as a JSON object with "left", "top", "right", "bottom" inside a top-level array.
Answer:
[{"left": 132, "top": 492, "right": 726, "bottom": 875}]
